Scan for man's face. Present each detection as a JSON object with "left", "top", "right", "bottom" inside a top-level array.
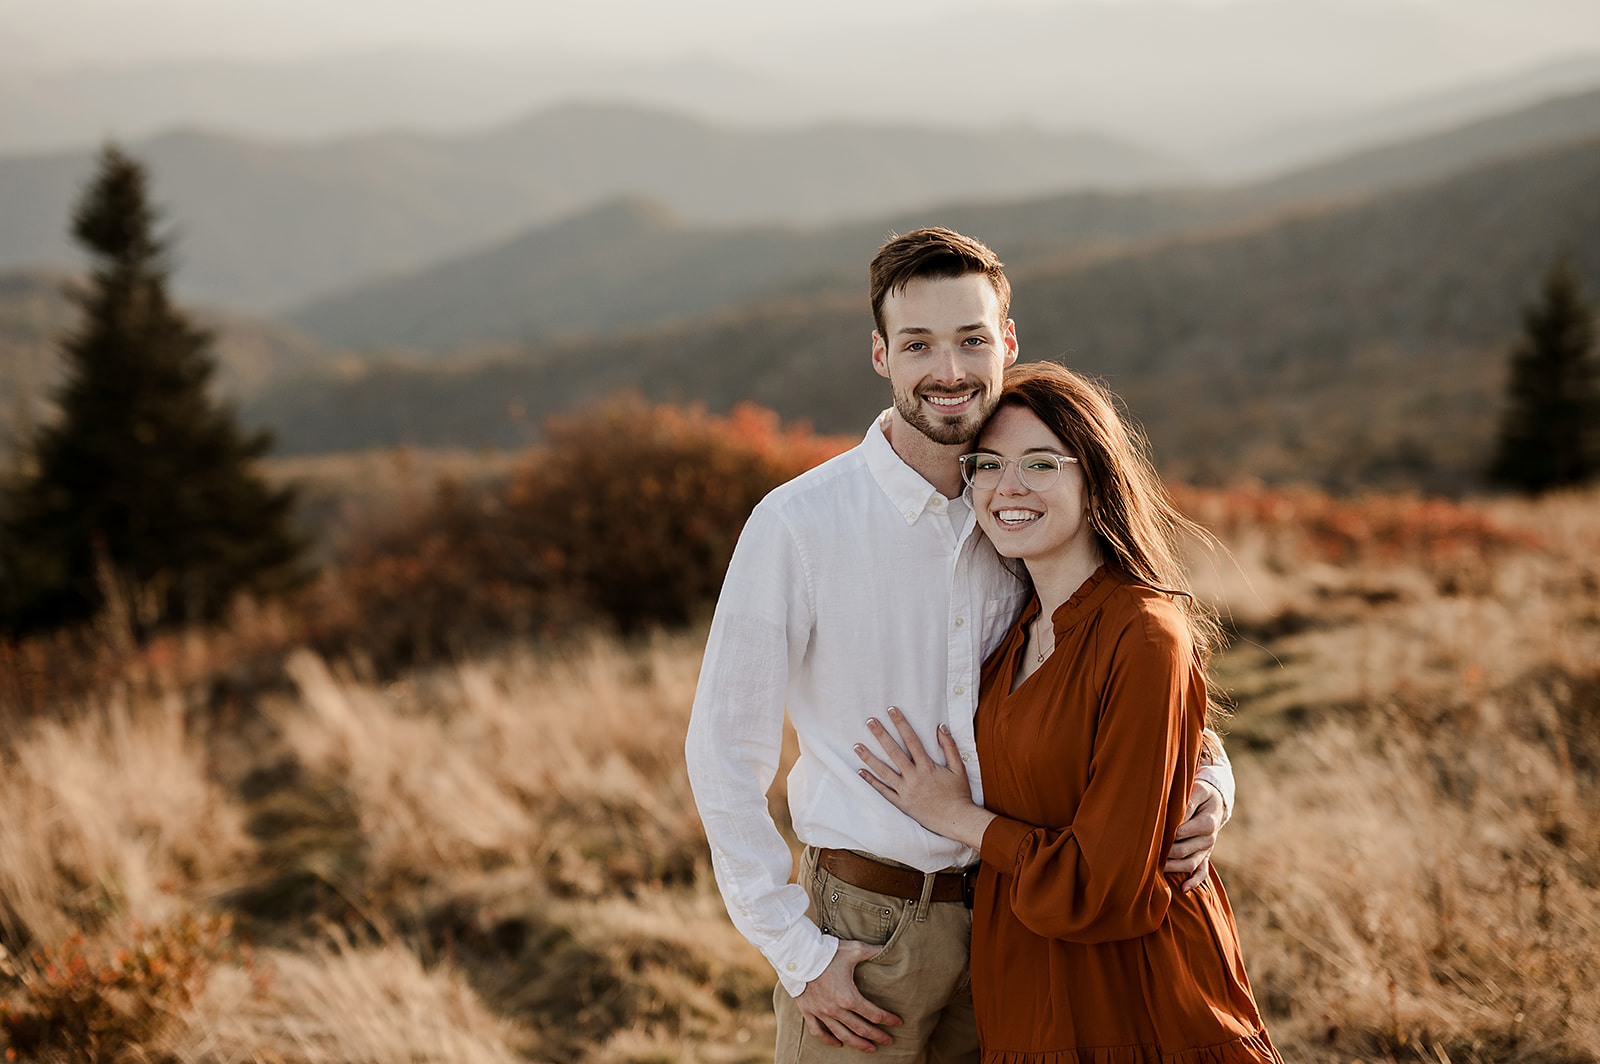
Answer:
[{"left": 871, "top": 273, "right": 1018, "bottom": 446}]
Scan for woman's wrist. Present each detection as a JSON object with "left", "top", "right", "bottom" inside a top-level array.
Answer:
[{"left": 947, "top": 805, "right": 998, "bottom": 851}]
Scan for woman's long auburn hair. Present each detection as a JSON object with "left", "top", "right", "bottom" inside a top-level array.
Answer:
[{"left": 990, "top": 360, "right": 1229, "bottom": 738}]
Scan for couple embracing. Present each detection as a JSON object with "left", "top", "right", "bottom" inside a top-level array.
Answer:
[{"left": 685, "top": 228, "right": 1281, "bottom": 1063}]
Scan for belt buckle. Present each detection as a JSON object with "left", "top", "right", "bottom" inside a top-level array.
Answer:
[{"left": 961, "top": 866, "right": 977, "bottom": 909}]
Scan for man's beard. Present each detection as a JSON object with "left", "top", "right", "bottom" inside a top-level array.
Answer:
[{"left": 892, "top": 381, "right": 997, "bottom": 446}]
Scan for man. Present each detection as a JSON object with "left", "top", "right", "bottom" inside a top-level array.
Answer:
[{"left": 685, "top": 228, "right": 1233, "bottom": 1061}]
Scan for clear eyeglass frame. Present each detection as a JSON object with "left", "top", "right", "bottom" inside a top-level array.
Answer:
[{"left": 958, "top": 452, "right": 1080, "bottom": 492}]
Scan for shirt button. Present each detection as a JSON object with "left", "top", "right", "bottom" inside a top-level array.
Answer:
[
  {"left": 905, "top": 510, "right": 916, "bottom": 521},
  {"left": 961, "top": 753, "right": 973, "bottom": 763},
  {"left": 954, "top": 685, "right": 965, "bottom": 696},
  {"left": 786, "top": 962, "right": 797, "bottom": 972},
  {"left": 930, "top": 496, "right": 944, "bottom": 509},
  {"left": 954, "top": 617, "right": 965, "bottom": 628}
]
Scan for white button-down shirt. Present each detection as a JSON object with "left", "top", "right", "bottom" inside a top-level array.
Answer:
[
  {"left": 685, "top": 413, "right": 1231, "bottom": 997},
  {"left": 686, "top": 414, "right": 1027, "bottom": 995}
]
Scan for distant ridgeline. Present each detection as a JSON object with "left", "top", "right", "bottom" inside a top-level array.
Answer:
[
  {"left": 0, "top": 103, "right": 1184, "bottom": 312},
  {"left": 243, "top": 133, "right": 1600, "bottom": 494},
  {"left": 3, "top": 88, "right": 1600, "bottom": 492}
]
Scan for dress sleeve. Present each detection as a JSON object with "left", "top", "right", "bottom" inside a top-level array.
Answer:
[{"left": 979, "top": 600, "right": 1200, "bottom": 943}]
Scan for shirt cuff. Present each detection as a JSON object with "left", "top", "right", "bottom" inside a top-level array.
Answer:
[
  {"left": 1194, "top": 762, "right": 1234, "bottom": 824},
  {"left": 770, "top": 918, "right": 839, "bottom": 998}
]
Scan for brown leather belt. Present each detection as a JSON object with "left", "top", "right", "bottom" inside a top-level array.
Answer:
[{"left": 816, "top": 848, "right": 977, "bottom": 907}]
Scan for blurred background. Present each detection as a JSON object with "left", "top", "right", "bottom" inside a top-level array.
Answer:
[
  {"left": 2, "top": 0, "right": 1599, "bottom": 490},
  {"left": 1, "top": 2, "right": 1598, "bottom": 1062}
]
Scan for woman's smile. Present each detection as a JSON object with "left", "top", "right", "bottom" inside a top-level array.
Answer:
[{"left": 992, "top": 507, "right": 1042, "bottom": 528}]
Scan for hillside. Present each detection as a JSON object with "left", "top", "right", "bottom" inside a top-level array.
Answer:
[
  {"left": 288, "top": 200, "right": 859, "bottom": 352},
  {"left": 3, "top": 479, "right": 1596, "bottom": 1062},
  {"left": 245, "top": 136, "right": 1600, "bottom": 493},
  {"left": 11, "top": 74, "right": 1600, "bottom": 325},
  {"left": 0, "top": 269, "right": 346, "bottom": 452},
  {"left": 286, "top": 85, "right": 1600, "bottom": 356},
  {"left": 0, "top": 103, "right": 1180, "bottom": 312},
  {"left": 288, "top": 189, "right": 1274, "bottom": 353},
  {"left": 1216, "top": 52, "right": 1600, "bottom": 177},
  {"left": 1250, "top": 84, "right": 1600, "bottom": 203}
]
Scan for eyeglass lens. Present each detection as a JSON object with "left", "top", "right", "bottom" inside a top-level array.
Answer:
[{"left": 962, "top": 455, "right": 1066, "bottom": 491}]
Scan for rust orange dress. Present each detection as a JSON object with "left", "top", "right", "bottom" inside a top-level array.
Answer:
[{"left": 972, "top": 566, "right": 1282, "bottom": 1064}]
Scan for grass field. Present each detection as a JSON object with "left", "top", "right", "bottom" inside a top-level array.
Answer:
[{"left": 1, "top": 482, "right": 1596, "bottom": 1063}]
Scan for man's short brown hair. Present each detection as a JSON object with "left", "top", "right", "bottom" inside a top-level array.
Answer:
[{"left": 869, "top": 227, "right": 1011, "bottom": 336}]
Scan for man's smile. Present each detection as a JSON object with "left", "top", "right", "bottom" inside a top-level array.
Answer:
[{"left": 924, "top": 390, "right": 977, "bottom": 410}]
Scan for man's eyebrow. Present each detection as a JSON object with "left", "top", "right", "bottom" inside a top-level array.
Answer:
[{"left": 893, "top": 322, "right": 990, "bottom": 336}]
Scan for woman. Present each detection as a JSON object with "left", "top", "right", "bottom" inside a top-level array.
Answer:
[{"left": 855, "top": 361, "right": 1282, "bottom": 1062}]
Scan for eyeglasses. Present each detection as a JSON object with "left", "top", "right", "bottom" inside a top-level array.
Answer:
[{"left": 958, "top": 452, "right": 1080, "bottom": 491}]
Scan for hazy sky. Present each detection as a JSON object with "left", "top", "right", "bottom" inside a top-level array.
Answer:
[
  {"left": 3, "top": 0, "right": 1597, "bottom": 71},
  {"left": 2, "top": 0, "right": 1598, "bottom": 160}
]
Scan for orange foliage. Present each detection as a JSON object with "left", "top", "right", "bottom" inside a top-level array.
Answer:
[
  {"left": 0, "top": 914, "right": 240, "bottom": 1061},
  {"left": 1168, "top": 483, "right": 1539, "bottom": 570},
  {"left": 312, "top": 395, "right": 851, "bottom": 665},
  {"left": 0, "top": 397, "right": 849, "bottom": 712},
  {"left": 507, "top": 396, "right": 849, "bottom": 632}
]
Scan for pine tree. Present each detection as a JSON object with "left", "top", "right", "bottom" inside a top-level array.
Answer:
[
  {"left": 0, "top": 145, "right": 305, "bottom": 638},
  {"left": 1487, "top": 258, "right": 1600, "bottom": 494}
]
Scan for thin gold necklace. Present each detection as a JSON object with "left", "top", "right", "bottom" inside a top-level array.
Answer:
[{"left": 1033, "top": 616, "right": 1053, "bottom": 663}]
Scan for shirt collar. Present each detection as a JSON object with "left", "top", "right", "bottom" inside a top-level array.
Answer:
[{"left": 862, "top": 410, "right": 958, "bottom": 526}]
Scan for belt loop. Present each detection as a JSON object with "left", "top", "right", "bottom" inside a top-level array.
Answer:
[{"left": 914, "top": 870, "right": 936, "bottom": 922}]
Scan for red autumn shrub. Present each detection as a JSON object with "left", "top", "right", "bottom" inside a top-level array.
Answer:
[
  {"left": 314, "top": 395, "right": 850, "bottom": 665},
  {"left": 1168, "top": 483, "right": 1539, "bottom": 572},
  {"left": 307, "top": 477, "right": 558, "bottom": 668},
  {"left": 506, "top": 395, "right": 849, "bottom": 632}
]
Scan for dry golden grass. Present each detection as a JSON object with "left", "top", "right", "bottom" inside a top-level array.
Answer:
[
  {"left": 1205, "top": 486, "right": 1600, "bottom": 1063},
  {"left": 0, "top": 691, "right": 253, "bottom": 947},
  {"left": 170, "top": 932, "right": 533, "bottom": 1064},
  {"left": 269, "top": 633, "right": 708, "bottom": 893},
  {"left": 0, "top": 484, "right": 1595, "bottom": 1063}
]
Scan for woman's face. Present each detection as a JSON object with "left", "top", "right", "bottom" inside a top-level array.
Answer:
[{"left": 970, "top": 404, "right": 1098, "bottom": 569}]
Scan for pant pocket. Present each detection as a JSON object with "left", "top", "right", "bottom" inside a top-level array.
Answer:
[{"left": 815, "top": 869, "right": 901, "bottom": 947}]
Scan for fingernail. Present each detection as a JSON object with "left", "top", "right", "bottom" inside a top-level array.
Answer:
[
  {"left": 853, "top": 744, "right": 865, "bottom": 753},
  {"left": 866, "top": 717, "right": 879, "bottom": 727},
  {"left": 939, "top": 724, "right": 950, "bottom": 734}
]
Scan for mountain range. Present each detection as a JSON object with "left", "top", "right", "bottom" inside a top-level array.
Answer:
[
  {"left": 244, "top": 133, "right": 1600, "bottom": 493},
  {"left": 4, "top": 78, "right": 1600, "bottom": 493},
  {"left": 0, "top": 104, "right": 1181, "bottom": 313},
  {"left": 4, "top": 64, "right": 1600, "bottom": 321},
  {"left": 287, "top": 85, "right": 1600, "bottom": 356}
]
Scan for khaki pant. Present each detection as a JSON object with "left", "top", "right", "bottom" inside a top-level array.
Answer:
[{"left": 774, "top": 847, "right": 978, "bottom": 1064}]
